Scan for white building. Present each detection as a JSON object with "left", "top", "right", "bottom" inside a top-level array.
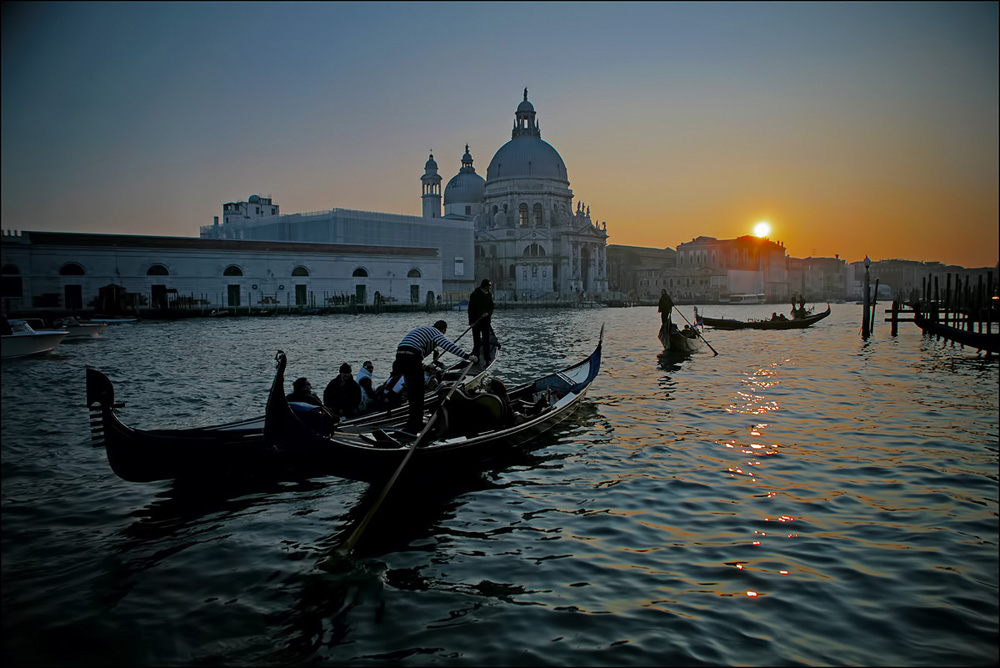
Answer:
[{"left": 1, "top": 230, "right": 439, "bottom": 314}]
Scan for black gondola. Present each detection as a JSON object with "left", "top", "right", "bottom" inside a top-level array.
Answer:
[
  {"left": 262, "top": 326, "right": 604, "bottom": 484},
  {"left": 657, "top": 323, "right": 705, "bottom": 353},
  {"left": 87, "top": 335, "right": 501, "bottom": 483},
  {"left": 699, "top": 304, "right": 832, "bottom": 330}
]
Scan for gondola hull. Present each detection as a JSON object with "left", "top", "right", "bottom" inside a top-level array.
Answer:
[
  {"left": 700, "top": 305, "right": 831, "bottom": 330},
  {"left": 263, "top": 329, "right": 604, "bottom": 484},
  {"left": 657, "top": 323, "right": 705, "bottom": 353},
  {"left": 87, "top": 337, "right": 501, "bottom": 483}
]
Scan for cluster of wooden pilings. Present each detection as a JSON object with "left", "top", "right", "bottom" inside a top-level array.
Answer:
[{"left": 881, "top": 271, "right": 998, "bottom": 340}]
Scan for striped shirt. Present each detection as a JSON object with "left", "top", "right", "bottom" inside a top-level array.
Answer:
[{"left": 398, "top": 326, "right": 469, "bottom": 360}]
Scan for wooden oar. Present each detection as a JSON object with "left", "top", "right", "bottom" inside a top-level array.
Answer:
[
  {"left": 673, "top": 306, "right": 719, "bottom": 356},
  {"left": 337, "top": 357, "right": 478, "bottom": 555}
]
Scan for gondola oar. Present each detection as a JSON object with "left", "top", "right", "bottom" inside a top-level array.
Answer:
[
  {"left": 673, "top": 306, "right": 719, "bottom": 356},
  {"left": 337, "top": 357, "right": 478, "bottom": 555}
]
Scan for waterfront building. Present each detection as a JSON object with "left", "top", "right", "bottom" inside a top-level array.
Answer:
[
  {"left": 606, "top": 245, "right": 677, "bottom": 300},
  {"left": 846, "top": 258, "right": 997, "bottom": 303},
  {"left": 0, "top": 230, "right": 439, "bottom": 315},
  {"left": 786, "top": 256, "right": 848, "bottom": 303}
]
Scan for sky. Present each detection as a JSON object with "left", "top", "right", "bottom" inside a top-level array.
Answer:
[{"left": 2, "top": 1, "right": 997, "bottom": 268}]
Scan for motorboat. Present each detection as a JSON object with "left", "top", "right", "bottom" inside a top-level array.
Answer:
[
  {"left": 1, "top": 318, "right": 69, "bottom": 359},
  {"left": 25, "top": 317, "right": 109, "bottom": 339}
]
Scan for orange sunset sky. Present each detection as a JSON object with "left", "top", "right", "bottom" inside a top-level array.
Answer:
[{"left": 2, "top": 2, "right": 997, "bottom": 267}]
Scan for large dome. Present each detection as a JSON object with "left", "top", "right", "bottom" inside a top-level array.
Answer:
[
  {"left": 486, "top": 136, "right": 568, "bottom": 182},
  {"left": 486, "top": 91, "right": 568, "bottom": 183}
]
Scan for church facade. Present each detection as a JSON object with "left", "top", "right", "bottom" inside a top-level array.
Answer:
[{"left": 436, "top": 90, "right": 610, "bottom": 300}]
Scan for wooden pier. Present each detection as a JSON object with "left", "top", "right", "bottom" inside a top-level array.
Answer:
[{"left": 885, "top": 270, "right": 999, "bottom": 355}]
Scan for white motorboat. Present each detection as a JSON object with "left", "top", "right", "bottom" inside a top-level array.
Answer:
[
  {"left": 52, "top": 317, "right": 109, "bottom": 338},
  {"left": 1, "top": 319, "right": 69, "bottom": 359}
]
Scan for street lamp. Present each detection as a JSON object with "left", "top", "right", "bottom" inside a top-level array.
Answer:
[{"left": 862, "top": 255, "right": 872, "bottom": 338}]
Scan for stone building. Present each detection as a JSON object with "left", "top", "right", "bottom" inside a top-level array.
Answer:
[{"left": 468, "top": 90, "right": 610, "bottom": 301}]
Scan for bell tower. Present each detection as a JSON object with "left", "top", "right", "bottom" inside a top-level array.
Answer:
[{"left": 421, "top": 153, "right": 442, "bottom": 218}]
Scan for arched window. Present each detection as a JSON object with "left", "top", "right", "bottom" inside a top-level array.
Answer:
[
  {"left": 533, "top": 203, "right": 543, "bottom": 227},
  {"left": 509, "top": 264, "right": 516, "bottom": 279},
  {"left": 519, "top": 203, "right": 528, "bottom": 227},
  {"left": 489, "top": 245, "right": 497, "bottom": 258},
  {"left": 59, "top": 263, "right": 85, "bottom": 275},
  {"left": 522, "top": 243, "right": 546, "bottom": 257},
  {"left": 407, "top": 268, "right": 421, "bottom": 278},
  {"left": 292, "top": 266, "right": 309, "bottom": 276},
  {"left": 353, "top": 268, "right": 368, "bottom": 278},
  {"left": 224, "top": 265, "right": 243, "bottom": 276},
  {"left": 147, "top": 264, "right": 169, "bottom": 276}
]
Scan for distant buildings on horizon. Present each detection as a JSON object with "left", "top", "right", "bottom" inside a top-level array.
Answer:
[{"left": 1, "top": 90, "right": 995, "bottom": 315}]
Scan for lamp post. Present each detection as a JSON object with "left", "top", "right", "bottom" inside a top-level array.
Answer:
[{"left": 862, "top": 255, "right": 872, "bottom": 338}]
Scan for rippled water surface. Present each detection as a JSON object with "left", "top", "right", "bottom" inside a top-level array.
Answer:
[{"left": 2, "top": 306, "right": 997, "bottom": 666}]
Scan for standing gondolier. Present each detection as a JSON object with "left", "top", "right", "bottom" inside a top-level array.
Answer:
[
  {"left": 658, "top": 289, "right": 674, "bottom": 331},
  {"left": 388, "top": 320, "right": 476, "bottom": 435},
  {"left": 468, "top": 279, "right": 495, "bottom": 364}
]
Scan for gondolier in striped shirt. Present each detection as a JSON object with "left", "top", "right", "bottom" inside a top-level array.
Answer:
[{"left": 390, "top": 320, "right": 477, "bottom": 435}]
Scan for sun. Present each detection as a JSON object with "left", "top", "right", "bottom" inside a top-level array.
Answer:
[{"left": 753, "top": 221, "right": 771, "bottom": 238}]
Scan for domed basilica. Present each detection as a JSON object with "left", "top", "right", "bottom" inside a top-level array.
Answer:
[{"left": 427, "top": 89, "right": 609, "bottom": 300}]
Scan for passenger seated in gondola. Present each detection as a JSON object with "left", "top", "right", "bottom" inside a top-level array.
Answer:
[
  {"left": 373, "top": 374, "right": 406, "bottom": 410},
  {"left": 324, "top": 363, "right": 362, "bottom": 418},
  {"left": 771, "top": 312, "right": 779, "bottom": 321},
  {"left": 286, "top": 377, "right": 323, "bottom": 407},
  {"left": 356, "top": 360, "right": 377, "bottom": 412},
  {"left": 287, "top": 377, "right": 338, "bottom": 435}
]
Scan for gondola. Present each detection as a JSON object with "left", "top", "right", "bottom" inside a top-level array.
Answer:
[
  {"left": 87, "top": 335, "right": 501, "bottom": 483},
  {"left": 913, "top": 311, "right": 1000, "bottom": 355},
  {"left": 698, "top": 304, "right": 831, "bottom": 330},
  {"left": 262, "top": 326, "right": 604, "bottom": 484},
  {"left": 657, "top": 322, "right": 705, "bottom": 353}
]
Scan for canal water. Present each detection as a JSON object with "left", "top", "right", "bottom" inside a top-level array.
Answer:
[{"left": 2, "top": 305, "right": 997, "bottom": 666}]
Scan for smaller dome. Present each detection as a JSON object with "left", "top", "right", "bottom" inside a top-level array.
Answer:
[
  {"left": 425, "top": 154, "right": 438, "bottom": 169},
  {"left": 248, "top": 194, "right": 260, "bottom": 203},
  {"left": 517, "top": 99, "right": 534, "bottom": 113},
  {"left": 444, "top": 172, "right": 485, "bottom": 206}
]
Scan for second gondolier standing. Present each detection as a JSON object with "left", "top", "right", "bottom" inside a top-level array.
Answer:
[
  {"left": 658, "top": 289, "right": 674, "bottom": 331},
  {"left": 389, "top": 320, "right": 476, "bottom": 435},
  {"left": 468, "top": 279, "right": 495, "bottom": 364}
]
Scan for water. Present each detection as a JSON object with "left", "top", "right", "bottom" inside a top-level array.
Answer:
[{"left": 2, "top": 306, "right": 997, "bottom": 666}]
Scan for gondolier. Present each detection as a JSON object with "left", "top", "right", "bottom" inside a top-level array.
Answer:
[
  {"left": 658, "top": 289, "right": 674, "bottom": 330},
  {"left": 389, "top": 320, "right": 477, "bottom": 434},
  {"left": 468, "top": 279, "right": 495, "bottom": 364}
]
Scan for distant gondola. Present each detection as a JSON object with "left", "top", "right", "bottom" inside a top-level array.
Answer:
[
  {"left": 657, "top": 323, "right": 705, "bottom": 353},
  {"left": 699, "top": 305, "right": 831, "bottom": 330}
]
